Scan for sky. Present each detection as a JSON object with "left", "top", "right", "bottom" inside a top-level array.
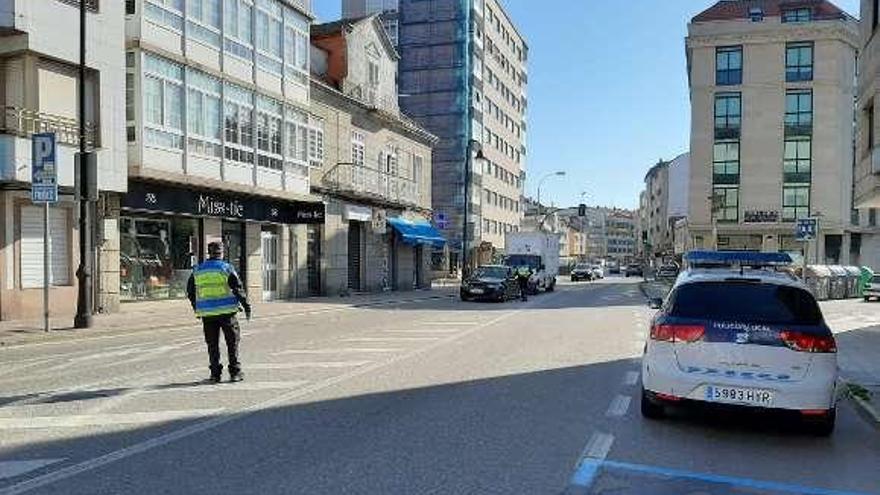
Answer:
[{"left": 314, "top": 0, "right": 861, "bottom": 210}]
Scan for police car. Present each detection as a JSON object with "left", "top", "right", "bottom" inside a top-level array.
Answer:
[{"left": 640, "top": 251, "right": 839, "bottom": 435}]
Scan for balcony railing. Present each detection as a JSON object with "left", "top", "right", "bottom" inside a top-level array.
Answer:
[
  {"left": 322, "top": 162, "right": 420, "bottom": 207},
  {"left": 1, "top": 106, "right": 97, "bottom": 147}
]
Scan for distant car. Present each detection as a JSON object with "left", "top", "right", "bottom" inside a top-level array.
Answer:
[
  {"left": 608, "top": 263, "right": 621, "bottom": 275},
  {"left": 570, "top": 263, "right": 593, "bottom": 282},
  {"left": 865, "top": 275, "right": 880, "bottom": 302},
  {"left": 460, "top": 265, "right": 519, "bottom": 302},
  {"left": 656, "top": 264, "right": 679, "bottom": 280},
  {"left": 641, "top": 252, "right": 839, "bottom": 436},
  {"left": 591, "top": 265, "right": 605, "bottom": 279},
  {"left": 625, "top": 264, "right": 643, "bottom": 277}
]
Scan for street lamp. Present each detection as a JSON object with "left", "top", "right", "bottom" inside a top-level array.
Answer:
[
  {"left": 536, "top": 171, "right": 566, "bottom": 216},
  {"left": 462, "top": 139, "right": 485, "bottom": 276}
]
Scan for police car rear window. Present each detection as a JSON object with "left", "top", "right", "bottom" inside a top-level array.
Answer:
[{"left": 668, "top": 281, "right": 822, "bottom": 325}]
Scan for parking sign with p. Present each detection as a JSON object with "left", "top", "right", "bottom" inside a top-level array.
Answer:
[{"left": 31, "top": 133, "right": 57, "bottom": 204}]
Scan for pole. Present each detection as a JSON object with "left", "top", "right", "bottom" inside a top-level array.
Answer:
[
  {"left": 74, "top": 1, "right": 92, "bottom": 329},
  {"left": 43, "top": 203, "right": 49, "bottom": 332},
  {"left": 462, "top": 141, "right": 471, "bottom": 277}
]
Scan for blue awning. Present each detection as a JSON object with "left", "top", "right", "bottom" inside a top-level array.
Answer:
[{"left": 387, "top": 217, "right": 446, "bottom": 247}]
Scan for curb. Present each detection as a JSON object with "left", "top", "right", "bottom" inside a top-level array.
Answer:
[{"left": 844, "top": 382, "right": 880, "bottom": 429}]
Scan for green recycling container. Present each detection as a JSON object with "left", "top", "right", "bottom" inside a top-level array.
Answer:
[{"left": 859, "top": 266, "right": 875, "bottom": 297}]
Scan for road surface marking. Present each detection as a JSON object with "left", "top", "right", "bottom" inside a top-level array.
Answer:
[
  {"left": 419, "top": 321, "right": 480, "bottom": 326},
  {"left": 0, "top": 293, "right": 545, "bottom": 495},
  {"left": 0, "top": 409, "right": 223, "bottom": 430},
  {"left": 597, "top": 460, "right": 872, "bottom": 495},
  {"left": 248, "top": 361, "right": 372, "bottom": 370},
  {"left": 341, "top": 337, "right": 442, "bottom": 343},
  {"left": 152, "top": 380, "right": 310, "bottom": 392},
  {"left": 382, "top": 328, "right": 463, "bottom": 334},
  {"left": 570, "top": 432, "right": 614, "bottom": 488},
  {"left": 623, "top": 371, "right": 640, "bottom": 386},
  {"left": 0, "top": 460, "right": 64, "bottom": 481},
  {"left": 605, "top": 395, "right": 631, "bottom": 417},
  {"left": 273, "top": 348, "right": 402, "bottom": 356}
]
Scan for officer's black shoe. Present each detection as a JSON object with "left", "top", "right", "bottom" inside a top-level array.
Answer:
[
  {"left": 208, "top": 375, "right": 222, "bottom": 384},
  {"left": 229, "top": 372, "right": 244, "bottom": 383}
]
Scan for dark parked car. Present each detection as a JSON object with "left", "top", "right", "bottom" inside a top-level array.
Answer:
[
  {"left": 570, "top": 263, "right": 593, "bottom": 282},
  {"left": 461, "top": 265, "right": 520, "bottom": 302},
  {"left": 625, "top": 264, "right": 643, "bottom": 277},
  {"left": 656, "top": 264, "right": 680, "bottom": 280}
]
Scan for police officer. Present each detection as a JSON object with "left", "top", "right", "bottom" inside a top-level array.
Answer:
[
  {"left": 187, "top": 242, "right": 251, "bottom": 383},
  {"left": 515, "top": 266, "right": 532, "bottom": 302}
]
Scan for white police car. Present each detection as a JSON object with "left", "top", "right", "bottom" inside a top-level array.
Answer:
[{"left": 640, "top": 251, "right": 839, "bottom": 435}]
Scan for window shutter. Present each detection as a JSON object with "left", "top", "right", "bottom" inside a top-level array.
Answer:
[{"left": 20, "top": 206, "right": 70, "bottom": 288}]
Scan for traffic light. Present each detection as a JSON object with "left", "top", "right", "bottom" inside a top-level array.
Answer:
[{"left": 578, "top": 204, "right": 586, "bottom": 217}]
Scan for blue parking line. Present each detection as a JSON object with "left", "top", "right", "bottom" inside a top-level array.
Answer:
[{"left": 570, "top": 459, "right": 873, "bottom": 495}]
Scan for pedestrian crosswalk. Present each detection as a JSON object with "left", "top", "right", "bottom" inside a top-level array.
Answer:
[{"left": 0, "top": 459, "right": 64, "bottom": 481}]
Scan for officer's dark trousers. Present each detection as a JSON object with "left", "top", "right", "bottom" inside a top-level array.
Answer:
[
  {"left": 518, "top": 279, "right": 528, "bottom": 301},
  {"left": 202, "top": 314, "right": 241, "bottom": 377}
]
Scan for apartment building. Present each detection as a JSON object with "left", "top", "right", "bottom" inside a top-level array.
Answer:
[
  {"left": 605, "top": 210, "right": 637, "bottom": 263},
  {"left": 854, "top": 0, "right": 880, "bottom": 268},
  {"left": 309, "top": 16, "right": 439, "bottom": 295},
  {"left": 122, "top": 0, "right": 325, "bottom": 304},
  {"left": 687, "top": 1, "right": 868, "bottom": 264},
  {"left": 643, "top": 159, "right": 671, "bottom": 258},
  {"left": 0, "top": 0, "right": 126, "bottom": 320},
  {"left": 342, "top": 0, "right": 528, "bottom": 270}
]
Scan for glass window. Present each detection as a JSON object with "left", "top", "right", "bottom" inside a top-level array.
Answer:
[
  {"left": 145, "top": 0, "right": 184, "bottom": 31},
  {"left": 716, "top": 46, "right": 742, "bottom": 86},
  {"left": 224, "top": 82, "right": 254, "bottom": 165},
  {"left": 256, "top": 2, "right": 282, "bottom": 75},
  {"left": 786, "top": 42, "right": 814, "bottom": 82},
  {"left": 712, "top": 186, "right": 739, "bottom": 222},
  {"left": 143, "top": 54, "right": 184, "bottom": 150},
  {"left": 784, "top": 137, "right": 811, "bottom": 183},
  {"left": 120, "top": 216, "right": 200, "bottom": 301},
  {"left": 669, "top": 282, "right": 821, "bottom": 325},
  {"left": 224, "top": 0, "right": 254, "bottom": 60},
  {"left": 783, "top": 185, "right": 811, "bottom": 221},
  {"left": 785, "top": 89, "right": 812, "bottom": 131},
  {"left": 187, "top": 69, "right": 222, "bottom": 158},
  {"left": 714, "top": 93, "right": 741, "bottom": 134},
  {"left": 256, "top": 95, "right": 282, "bottom": 170},
  {"left": 782, "top": 8, "right": 812, "bottom": 23},
  {"left": 712, "top": 140, "right": 739, "bottom": 183},
  {"left": 187, "top": 0, "right": 221, "bottom": 47}
]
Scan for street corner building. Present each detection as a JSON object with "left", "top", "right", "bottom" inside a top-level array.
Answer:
[
  {"left": 0, "top": 0, "right": 127, "bottom": 320},
  {"left": 309, "top": 15, "right": 442, "bottom": 295},
  {"left": 686, "top": 0, "right": 880, "bottom": 267}
]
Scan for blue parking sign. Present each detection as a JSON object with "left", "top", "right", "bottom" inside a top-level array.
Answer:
[
  {"left": 795, "top": 218, "right": 817, "bottom": 241},
  {"left": 31, "top": 133, "right": 57, "bottom": 204}
]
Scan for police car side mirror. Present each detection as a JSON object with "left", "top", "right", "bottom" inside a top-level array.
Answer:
[{"left": 648, "top": 298, "right": 663, "bottom": 309}]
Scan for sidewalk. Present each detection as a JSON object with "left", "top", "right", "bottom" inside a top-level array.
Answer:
[{"left": 0, "top": 282, "right": 457, "bottom": 348}]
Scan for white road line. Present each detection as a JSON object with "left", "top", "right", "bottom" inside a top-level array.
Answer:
[
  {"left": 0, "top": 293, "right": 539, "bottom": 495},
  {"left": 582, "top": 432, "right": 615, "bottom": 460},
  {"left": 273, "top": 348, "right": 401, "bottom": 356},
  {"left": 248, "top": 361, "right": 372, "bottom": 370},
  {"left": 0, "top": 409, "right": 223, "bottom": 430},
  {"left": 605, "top": 395, "right": 632, "bottom": 417},
  {"left": 623, "top": 371, "right": 640, "bottom": 386},
  {"left": 381, "top": 329, "right": 463, "bottom": 334},
  {"left": 341, "top": 337, "right": 443, "bottom": 343},
  {"left": 0, "top": 460, "right": 64, "bottom": 481},
  {"left": 148, "top": 381, "right": 309, "bottom": 392},
  {"left": 419, "top": 321, "right": 480, "bottom": 326}
]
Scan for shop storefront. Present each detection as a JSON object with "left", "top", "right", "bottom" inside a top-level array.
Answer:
[{"left": 120, "top": 180, "right": 324, "bottom": 302}]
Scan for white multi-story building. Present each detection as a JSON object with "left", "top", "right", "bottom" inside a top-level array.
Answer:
[
  {"left": 121, "top": 0, "right": 326, "bottom": 304},
  {"left": 0, "top": 0, "right": 127, "bottom": 321},
  {"left": 687, "top": 1, "right": 876, "bottom": 264}
]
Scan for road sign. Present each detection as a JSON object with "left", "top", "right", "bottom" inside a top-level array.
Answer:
[
  {"left": 434, "top": 212, "right": 449, "bottom": 229},
  {"left": 31, "top": 133, "right": 57, "bottom": 204},
  {"left": 795, "top": 217, "right": 818, "bottom": 241}
]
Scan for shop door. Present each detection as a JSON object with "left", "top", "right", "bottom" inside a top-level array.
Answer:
[
  {"left": 348, "top": 221, "right": 363, "bottom": 291},
  {"left": 222, "top": 221, "right": 246, "bottom": 285},
  {"left": 307, "top": 225, "right": 322, "bottom": 296},
  {"left": 389, "top": 232, "right": 398, "bottom": 291},
  {"left": 261, "top": 231, "right": 279, "bottom": 301},
  {"left": 413, "top": 245, "right": 422, "bottom": 289}
]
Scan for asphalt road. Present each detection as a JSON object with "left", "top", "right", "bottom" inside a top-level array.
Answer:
[{"left": 0, "top": 278, "right": 878, "bottom": 494}]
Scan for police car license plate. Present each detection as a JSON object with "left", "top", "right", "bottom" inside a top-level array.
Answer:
[
  {"left": 470, "top": 288, "right": 484, "bottom": 294},
  {"left": 705, "top": 385, "right": 773, "bottom": 407}
]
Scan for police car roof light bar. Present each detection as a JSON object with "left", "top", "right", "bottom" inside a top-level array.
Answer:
[{"left": 685, "top": 250, "right": 794, "bottom": 269}]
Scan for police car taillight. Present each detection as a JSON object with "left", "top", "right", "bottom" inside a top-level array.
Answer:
[
  {"left": 780, "top": 331, "right": 837, "bottom": 353},
  {"left": 650, "top": 324, "right": 705, "bottom": 343}
]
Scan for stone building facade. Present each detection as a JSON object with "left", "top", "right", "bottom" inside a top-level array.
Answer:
[{"left": 310, "top": 16, "right": 438, "bottom": 295}]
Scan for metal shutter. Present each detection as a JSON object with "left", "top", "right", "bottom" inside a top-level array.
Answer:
[{"left": 20, "top": 206, "right": 70, "bottom": 288}]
